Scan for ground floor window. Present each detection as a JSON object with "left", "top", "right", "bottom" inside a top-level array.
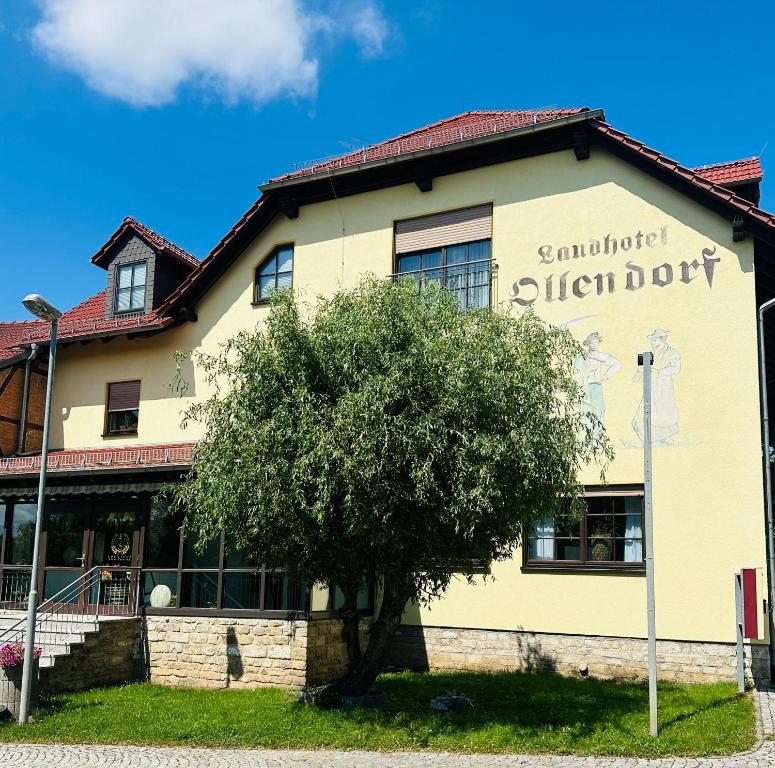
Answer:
[
  {"left": 0, "top": 502, "right": 36, "bottom": 606},
  {"left": 524, "top": 490, "right": 645, "bottom": 570},
  {"left": 142, "top": 498, "right": 310, "bottom": 613}
]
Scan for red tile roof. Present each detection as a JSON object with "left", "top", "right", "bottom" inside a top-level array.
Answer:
[
  {"left": 693, "top": 157, "right": 762, "bottom": 186},
  {"left": 0, "top": 321, "right": 42, "bottom": 362},
  {"left": 160, "top": 110, "right": 775, "bottom": 321},
  {"left": 0, "top": 442, "right": 195, "bottom": 476},
  {"left": 5, "top": 109, "right": 775, "bottom": 377},
  {"left": 0, "top": 290, "right": 169, "bottom": 363},
  {"left": 270, "top": 109, "right": 589, "bottom": 182},
  {"left": 0, "top": 217, "right": 194, "bottom": 364},
  {"left": 159, "top": 197, "right": 267, "bottom": 314},
  {"left": 92, "top": 216, "right": 198, "bottom": 268},
  {"left": 589, "top": 118, "right": 775, "bottom": 235}
]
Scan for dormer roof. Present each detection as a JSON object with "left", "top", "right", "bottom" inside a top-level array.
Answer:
[{"left": 91, "top": 216, "right": 198, "bottom": 270}]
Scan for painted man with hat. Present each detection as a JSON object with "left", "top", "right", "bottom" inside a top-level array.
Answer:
[
  {"left": 573, "top": 331, "right": 621, "bottom": 430},
  {"left": 633, "top": 329, "right": 682, "bottom": 444}
]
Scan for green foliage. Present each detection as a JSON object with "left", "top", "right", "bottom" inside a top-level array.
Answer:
[
  {"left": 0, "top": 674, "right": 754, "bottom": 757},
  {"left": 173, "top": 277, "right": 611, "bottom": 602}
]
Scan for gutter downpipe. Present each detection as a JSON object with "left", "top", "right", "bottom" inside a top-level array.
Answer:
[
  {"left": 16, "top": 344, "right": 38, "bottom": 455},
  {"left": 758, "top": 296, "right": 775, "bottom": 679}
]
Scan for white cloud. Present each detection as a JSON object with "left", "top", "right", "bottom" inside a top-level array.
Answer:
[{"left": 31, "top": 0, "right": 389, "bottom": 108}]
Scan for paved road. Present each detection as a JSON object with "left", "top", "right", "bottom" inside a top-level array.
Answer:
[{"left": 1, "top": 687, "right": 772, "bottom": 768}]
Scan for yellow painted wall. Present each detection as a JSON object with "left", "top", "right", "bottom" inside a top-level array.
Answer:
[{"left": 48, "top": 147, "right": 766, "bottom": 644}]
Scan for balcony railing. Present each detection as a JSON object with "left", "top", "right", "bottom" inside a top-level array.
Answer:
[{"left": 390, "top": 258, "right": 493, "bottom": 310}]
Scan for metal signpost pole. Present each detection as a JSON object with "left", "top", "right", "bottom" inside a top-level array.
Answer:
[
  {"left": 18, "top": 296, "right": 61, "bottom": 725},
  {"left": 640, "top": 351, "right": 658, "bottom": 737},
  {"left": 735, "top": 572, "right": 745, "bottom": 693}
]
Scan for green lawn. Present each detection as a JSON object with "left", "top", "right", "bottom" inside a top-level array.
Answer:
[{"left": 0, "top": 671, "right": 756, "bottom": 757}]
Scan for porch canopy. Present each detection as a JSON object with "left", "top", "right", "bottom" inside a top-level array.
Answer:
[{"left": 0, "top": 481, "right": 167, "bottom": 500}]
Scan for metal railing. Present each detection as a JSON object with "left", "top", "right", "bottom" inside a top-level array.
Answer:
[
  {"left": 0, "top": 568, "right": 32, "bottom": 610},
  {"left": 0, "top": 566, "right": 141, "bottom": 659},
  {"left": 390, "top": 258, "right": 493, "bottom": 310}
]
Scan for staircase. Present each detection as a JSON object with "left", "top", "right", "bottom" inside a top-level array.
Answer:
[
  {"left": 0, "top": 566, "right": 140, "bottom": 673},
  {"left": 0, "top": 613, "right": 100, "bottom": 669}
]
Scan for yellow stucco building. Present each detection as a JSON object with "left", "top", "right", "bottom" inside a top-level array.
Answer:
[{"left": 0, "top": 107, "right": 772, "bottom": 690}]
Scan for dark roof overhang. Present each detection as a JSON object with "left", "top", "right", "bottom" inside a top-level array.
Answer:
[{"left": 260, "top": 109, "right": 604, "bottom": 195}]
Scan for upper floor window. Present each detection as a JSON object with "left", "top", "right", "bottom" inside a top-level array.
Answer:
[
  {"left": 254, "top": 245, "right": 293, "bottom": 304},
  {"left": 397, "top": 240, "right": 492, "bottom": 310},
  {"left": 105, "top": 380, "right": 141, "bottom": 436},
  {"left": 524, "top": 491, "right": 644, "bottom": 570},
  {"left": 393, "top": 204, "right": 493, "bottom": 310},
  {"left": 115, "top": 262, "right": 147, "bottom": 313}
]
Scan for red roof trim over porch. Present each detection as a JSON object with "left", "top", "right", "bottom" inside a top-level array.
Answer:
[{"left": 0, "top": 442, "right": 195, "bottom": 476}]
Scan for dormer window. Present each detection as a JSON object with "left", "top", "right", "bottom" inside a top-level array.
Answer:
[
  {"left": 254, "top": 245, "right": 293, "bottom": 304},
  {"left": 115, "top": 262, "right": 147, "bottom": 313}
]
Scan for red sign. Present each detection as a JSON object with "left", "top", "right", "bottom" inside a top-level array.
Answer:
[{"left": 742, "top": 568, "right": 758, "bottom": 639}]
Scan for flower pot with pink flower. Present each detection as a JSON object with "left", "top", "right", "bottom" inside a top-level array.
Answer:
[{"left": 0, "top": 642, "right": 42, "bottom": 721}]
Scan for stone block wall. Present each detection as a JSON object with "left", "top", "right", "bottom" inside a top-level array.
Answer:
[
  {"left": 139, "top": 615, "right": 311, "bottom": 690},
  {"left": 306, "top": 618, "right": 371, "bottom": 685},
  {"left": 138, "top": 615, "right": 367, "bottom": 690},
  {"left": 387, "top": 624, "right": 770, "bottom": 684},
  {"left": 40, "top": 618, "right": 140, "bottom": 694}
]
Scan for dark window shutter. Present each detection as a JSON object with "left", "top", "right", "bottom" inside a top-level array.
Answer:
[{"left": 108, "top": 380, "right": 141, "bottom": 412}]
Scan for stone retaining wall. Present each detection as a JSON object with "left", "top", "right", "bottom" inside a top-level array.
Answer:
[
  {"left": 139, "top": 615, "right": 310, "bottom": 689},
  {"left": 138, "top": 615, "right": 367, "bottom": 690},
  {"left": 306, "top": 618, "right": 349, "bottom": 686},
  {"left": 40, "top": 618, "right": 140, "bottom": 694},
  {"left": 387, "top": 624, "right": 770, "bottom": 684}
]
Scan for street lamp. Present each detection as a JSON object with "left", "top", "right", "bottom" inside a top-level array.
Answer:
[{"left": 18, "top": 294, "right": 62, "bottom": 724}]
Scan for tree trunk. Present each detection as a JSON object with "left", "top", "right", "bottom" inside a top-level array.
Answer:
[
  {"left": 335, "top": 575, "right": 413, "bottom": 697},
  {"left": 339, "top": 587, "right": 362, "bottom": 673}
]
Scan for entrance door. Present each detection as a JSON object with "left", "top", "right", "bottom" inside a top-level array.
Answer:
[
  {"left": 41, "top": 502, "right": 90, "bottom": 608},
  {"left": 41, "top": 499, "right": 142, "bottom": 614},
  {"left": 85, "top": 501, "right": 141, "bottom": 614}
]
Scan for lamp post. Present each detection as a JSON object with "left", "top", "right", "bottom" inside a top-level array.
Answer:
[
  {"left": 638, "top": 350, "right": 658, "bottom": 737},
  {"left": 18, "top": 294, "right": 62, "bottom": 724}
]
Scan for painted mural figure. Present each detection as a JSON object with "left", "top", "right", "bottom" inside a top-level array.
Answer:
[
  {"left": 573, "top": 332, "right": 621, "bottom": 429},
  {"left": 633, "top": 329, "right": 682, "bottom": 444}
]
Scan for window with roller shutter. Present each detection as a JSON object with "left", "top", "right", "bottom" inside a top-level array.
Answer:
[
  {"left": 105, "top": 380, "right": 141, "bottom": 436},
  {"left": 393, "top": 204, "right": 493, "bottom": 310}
]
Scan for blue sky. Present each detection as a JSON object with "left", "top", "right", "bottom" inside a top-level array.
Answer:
[{"left": 1, "top": 0, "right": 773, "bottom": 321}]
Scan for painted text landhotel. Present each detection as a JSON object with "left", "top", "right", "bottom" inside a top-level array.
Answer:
[{"left": 0, "top": 108, "right": 772, "bottom": 691}]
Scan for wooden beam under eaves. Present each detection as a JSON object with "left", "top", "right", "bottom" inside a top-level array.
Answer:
[
  {"left": 414, "top": 172, "right": 433, "bottom": 192},
  {"left": 733, "top": 216, "right": 746, "bottom": 242},
  {"left": 279, "top": 194, "right": 299, "bottom": 219},
  {"left": 572, "top": 128, "right": 590, "bottom": 161}
]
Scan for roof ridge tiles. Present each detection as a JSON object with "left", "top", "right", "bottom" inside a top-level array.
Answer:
[
  {"left": 694, "top": 156, "right": 760, "bottom": 170},
  {"left": 269, "top": 107, "right": 589, "bottom": 183},
  {"left": 122, "top": 216, "right": 199, "bottom": 266}
]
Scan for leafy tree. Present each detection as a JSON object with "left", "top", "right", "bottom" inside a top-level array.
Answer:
[{"left": 173, "top": 277, "right": 610, "bottom": 696}]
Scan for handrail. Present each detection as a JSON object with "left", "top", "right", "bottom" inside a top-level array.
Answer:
[
  {"left": 388, "top": 257, "right": 494, "bottom": 279},
  {"left": 0, "top": 566, "right": 141, "bottom": 655}
]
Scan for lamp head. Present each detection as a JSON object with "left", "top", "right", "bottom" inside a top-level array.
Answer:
[{"left": 22, "top": 294, "right": 63, "bottom": 322}]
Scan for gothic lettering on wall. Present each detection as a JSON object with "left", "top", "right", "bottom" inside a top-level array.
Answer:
[
  {"left": 538, "top": 227, "right": 669, "bottom": 265},
  {"left": 510, "top": 223, "right": 720, "bottom": 307}
]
